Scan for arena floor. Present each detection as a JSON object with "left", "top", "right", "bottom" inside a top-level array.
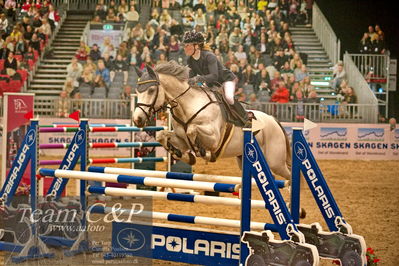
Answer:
[{"left": 1, "top": 158, "right": 398, "bottom": 265}]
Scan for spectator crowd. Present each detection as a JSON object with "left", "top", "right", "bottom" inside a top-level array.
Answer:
[
  {"left": 0, "top": 0, "right": 60, "bottom": 94},
  {"left": 61, "top": 0, "right": 323, "bottom": 117}
]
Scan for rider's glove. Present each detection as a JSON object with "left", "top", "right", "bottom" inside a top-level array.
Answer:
[{"left": 188, "top": 77, "right": 202, "bottom": 86}]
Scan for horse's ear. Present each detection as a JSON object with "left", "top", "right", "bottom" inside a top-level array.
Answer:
[
  {"left": 146, "top": 64, "right": 157, "bottom": 79},
  {"left": 134, "top": 66, "right": 143, "bottom": 78}
]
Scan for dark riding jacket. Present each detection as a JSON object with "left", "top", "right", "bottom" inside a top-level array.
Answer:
[{"left": 188, "top": 50, "right": 236, "bottom": 87}]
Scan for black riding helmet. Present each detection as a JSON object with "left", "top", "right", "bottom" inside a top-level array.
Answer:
[{"left": 183, "top": 30, "right": 205, "bottom": 44}]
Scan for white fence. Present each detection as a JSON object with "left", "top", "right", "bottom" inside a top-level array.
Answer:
[{"left": 312, "top": 2, "right": 341, "bottom": 64}]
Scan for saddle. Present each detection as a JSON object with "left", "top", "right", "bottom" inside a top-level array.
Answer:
[{"left": 211, "top": 88, "right": 250, "bottom": 128}]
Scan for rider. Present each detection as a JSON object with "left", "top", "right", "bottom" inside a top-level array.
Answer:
[{"left": 183, "top": 30, "right": 249, "bottom": 126}]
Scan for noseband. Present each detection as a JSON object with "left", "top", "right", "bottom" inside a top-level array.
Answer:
[{"left": 136, "top": 78, "right": 161, "bottom": 121}]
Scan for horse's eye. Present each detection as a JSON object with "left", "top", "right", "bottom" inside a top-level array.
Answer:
[{"left": 148, "top": 87, "right": 155, "bottom": 94}]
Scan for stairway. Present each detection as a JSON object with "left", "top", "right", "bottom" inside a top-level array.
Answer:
[
  {"left": 27, "top": 12, "right": 92, "bottom": 99},
  {"left": 290, "top": 26, "right": 337, "bottom": 103}
]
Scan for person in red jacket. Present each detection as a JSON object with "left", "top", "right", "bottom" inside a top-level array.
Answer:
[{"left": 271, "top": 81, "right": 289, "bottom": 103}]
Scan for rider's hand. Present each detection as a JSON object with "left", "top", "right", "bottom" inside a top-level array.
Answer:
[{"left": 188, "top": 77, "right": 199, "bottom": 86}]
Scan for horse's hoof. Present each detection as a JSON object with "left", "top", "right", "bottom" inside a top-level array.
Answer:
[
  {"left": 210, "top": 153, "right": 217, "bottom": 162},
  {"left": 300, "top": 208, "right": 307, "bottom": 219},
  {"left": 199, "top": 147, "right": 206, "bottom": 157},
  {"left": 188, "top": 153, "right": 196, "bottom": 165}
]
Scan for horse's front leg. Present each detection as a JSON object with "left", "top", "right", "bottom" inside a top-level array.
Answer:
[
  {"left": 156, "top": 130, "right": 196, "bottom": 165},
  {"left": 187, "top": 124, "right": 220, "bottom": 162}
]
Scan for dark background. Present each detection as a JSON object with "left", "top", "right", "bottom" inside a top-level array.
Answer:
[{"left": 316, "top": 0, "right": 398, "bottom": 119}]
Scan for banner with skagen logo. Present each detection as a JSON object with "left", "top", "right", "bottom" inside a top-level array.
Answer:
[{"left": 283, "top": 122, "right": 399, "bottom": 160}]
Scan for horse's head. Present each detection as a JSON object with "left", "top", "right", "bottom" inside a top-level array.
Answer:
[{"left": 133, "top": 65, "right": 166, "bottom": 127}]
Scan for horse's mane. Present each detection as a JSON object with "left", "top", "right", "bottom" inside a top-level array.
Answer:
[{"left": 155, "top": 60, "right": 190, "bottom": 82}]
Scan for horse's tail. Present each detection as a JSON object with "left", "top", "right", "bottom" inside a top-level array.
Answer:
[{"left": 274, "top": 118, "right": 292, "bottom": 172}]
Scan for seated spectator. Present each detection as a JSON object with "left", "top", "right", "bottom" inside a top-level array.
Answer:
[
  {"left": 89, "top": 44, "right": 102, "bottom": 61},
  {"left": 83, "top": 57, "right": 97, "bottom": 73},
  {"left": 270, "top": 71, "right": 282, "bottom": 90},
  {"left": 39, "top": 18, "right": 52, "bottom": 37},
  {"left": 248, "top": 93, "right": 262, "bottom": 110},
  {"left": 110, "top": 53, "right": 129, "bottom": 85},
  {"left": 127, "top": 46, "right": 140, "bottom": 68},
  {"left": 94, "top": 59, "right": 111, "bottom": 88},
  {"left": 152, "top": 29, "right": 169, "bottom": 61},
  {"left": 292, "top": 90, "right": 305, "bottom": 121},
  {"left": 21, "top": 16, "right": 31, "bottom": 32},
  {"left": 271, "top": 81, "right": 289, "bottom": 103},
  {"left": 139, "top": 54, "right": 154, "bottom": 70},
  {"left": 0, "top": 42, "right": 10, "bottom": 59},
  {"left": 143, "top": 23, "right": 155, "bottom": 45},
  {"left": 228, "top": 27, "right": 242, "bottom": 52},
  {"left": 57, "top": 90, "right": 70, "bottom": 118},
  {"left": 23, "top": 25, "right": 34, "bottom": 41},
  {"left": 159, "top": 9, "right": 172, "bottom": 28},
  {"left": 234, "top": 44, "right": 247, "bottom": 62},
  {"left": 106, "top": 9, "right": 117, "bottom": 22},
  {"left": 304, "top": 90, "right": 319, "bottom": 103},
  {"left": 14, "top": 35, "right": 26, "bottom": 56},
  {"left": 156, "top": 53, "right": 167, "bottom": 64},
  {"left": 27, "top": 33, "right": 40, "bottom": 53},
  {"left": 75, "top": 46, "right": 88, "bottom": 61},
  {"left": 117, "top": 41, "right": 129, "bottom": 60},
  {"left": 280, "top": 61, "right": 294, "bottom": 83},
  {"left": 273, "top": 48, "right": 288, "bottom": 71},
  {"left": 255, "top": 67, "right": 271, "bottom": 93},
  {"left": 23, "top": 45, "right": 35, "bottom": 61},
  {"left": 290, "top": 52, "right": 302, "bottom": 70},
  {"left": 78, "top": 67, "right": 95, "bottom": 88},
  {"left": 101, "top": 37, "right": 116, "bottom": 59},
  {"left": 194, "top": 8, "right": 206, "bottom": 31},
  {"left": 67, "top": 57, "right": 83, "bottom": 86},
  {"left": 94, "top": 4, "right": 107, "bottom": 21},
  {"left": 91, "top": 15, "right": 103, "bottom": 24},
  {"left": 127, "top": 23, "right": 144, "bottom": 44},
  {"left": 331, "top": 61, "right": 346, "bottom": 91},
  {"left": 343, "top": 86, "right": 357, "bottom": 104},
  {"left": 3, "top": 51, "right": 18, "bottom": 72},
  {"left": 124, "top": 5, "right": 139, "bottom": 28},
  {"left": 293, "top": 61, "right": 307, "bottom": 82},
  {"left": 301, "top": 76, "right": 315, "bottom": 98},
  {"left": 101, "top": 52, "right": 113, "bottom": 69},
  {"left": 289, "top": 81, "right": 301, "bottom": 101},
  {"left": 242, "top": 64, "right": 256, "bottom": 91}
]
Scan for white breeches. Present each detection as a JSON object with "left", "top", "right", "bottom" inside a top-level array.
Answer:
[{"left": 223, "top": 80, "right": 236, "bottom": 105}]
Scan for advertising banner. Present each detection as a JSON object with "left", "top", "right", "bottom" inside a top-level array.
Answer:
[
  {"left": 283, "top": 123, "right": 399, "bottom": 160},
  {"left": 1, "top": 93, "right": 34, "bottom": 187}
]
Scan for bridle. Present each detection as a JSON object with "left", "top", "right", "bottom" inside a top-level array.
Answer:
[{"left": 135, "top": 78, "right": 161, "bottom": 121}]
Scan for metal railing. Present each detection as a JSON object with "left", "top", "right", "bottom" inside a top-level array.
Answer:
[
  {"left": 35, "top": 97, "right": 130, "bottom": 119},
  {"left": 312, "top": 2, "right": 341, "bottom": 64},
  {"left": 347, "top": 53, "right": 390, "bottom": 83},
  {"left": 254, "top": 102, "right": 378, "bottom": 123},
  {"left": 343, "top": 53, "right": 379, "bottom": 122},
  {"left": 33, "top": 97, "right": 378, "bottom": 123}
]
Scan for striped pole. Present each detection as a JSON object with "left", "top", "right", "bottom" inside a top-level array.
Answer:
[
  {"left": 39, "top": 142, "right": 162, "bottom": 149},
  {"left": 39, "top": 169, "right": 239, "bottom": 193},
  {"left": 39, "top": 126, "right": 167, "bottom": 133},
  {"left": 88, "top": 166, "right": 288, "bottom": 189},
  {"left": 88, "top": 186, "right": 267, "bottom": 209},
  {"left": 40, "top": 123, "right": 131, "bottom": 128},
  {"left": 89, "top": 205, "right": 278, "bottom": 232},
  {"left": 39, "top": 157, "right": 167, "bottom": 166}
]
